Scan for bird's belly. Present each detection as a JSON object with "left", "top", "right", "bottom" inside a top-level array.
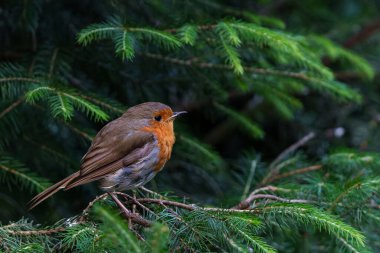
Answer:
[{"left": 101, "top": 145, "right": 161, "bottom": 191}]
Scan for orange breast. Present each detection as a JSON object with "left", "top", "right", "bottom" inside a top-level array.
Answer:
[{"left": 142, "top": 123, "right": 175, "bottom": 172}]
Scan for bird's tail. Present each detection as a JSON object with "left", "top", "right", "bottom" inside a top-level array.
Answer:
[{"left": 28, "top": 172, "right": 80, "bottom": 210}]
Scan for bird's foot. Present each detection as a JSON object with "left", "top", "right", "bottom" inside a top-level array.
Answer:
[{"left": 108, "top": 192, "right": 151, "bottom": 227}]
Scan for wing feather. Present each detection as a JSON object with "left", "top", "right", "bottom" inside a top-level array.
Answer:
[
  {"left": 80, "top": 130, "right": 154, "bottom": 176},
  {"left": 63, "top": 127, "right": 155, "bottom": 189}
]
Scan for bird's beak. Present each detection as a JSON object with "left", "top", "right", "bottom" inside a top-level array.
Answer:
[{"left": 168, "top": 111, "right": 187, "bottom": 121}]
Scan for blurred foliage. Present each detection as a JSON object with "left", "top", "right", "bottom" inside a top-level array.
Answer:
[{"left": 1, "top": 0, "right": 380, "bottom": 252}]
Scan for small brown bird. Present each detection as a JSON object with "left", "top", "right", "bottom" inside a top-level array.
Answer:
[{"left": 29, "top": 102, "right": 186, "bottom": 209}]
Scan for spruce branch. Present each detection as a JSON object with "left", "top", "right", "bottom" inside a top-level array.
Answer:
[
  {"left": 235, "top": 228, "right": 277, "bottom": 253},
  {"left": 25, "top": 86, "right": 109, "bottom": 122},
  {"left": 177, "top": 25, "right": 198, "bottom": 45},
  {"left": 3, "top": 227, "right": 65, "bottom": 236},
  {"left": 142, "top": 53, "right": 361, "bottom": 101},
  {"left": 253, "top": 204, "right": 366, "bottom": 247},
  {"left": 0, "top": 154, "right": 50, "bottom": 193}
]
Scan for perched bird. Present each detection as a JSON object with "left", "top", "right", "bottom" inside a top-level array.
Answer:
[{"left": 29, "top": 102, "right": 186, "bottom": 209}]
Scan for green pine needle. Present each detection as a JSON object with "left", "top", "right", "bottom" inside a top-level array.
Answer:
[
  {"left": 219, "top": 36, "right": 244, "bottom": 75},
  {"left": 256, "top": 204, "right": 365, "bottom": 248},
  {"left": 129, "top": 27, "right": 182, "bottom": 50},
  {"left": 0, "top": 154, "right": 50, "bottom": 193},
  {"left": 113, "top": 31, "right": 135, "bottom": 60},
  {"left": 216, "top": 22, "right": 242, "bottom": 46},
  {"left": 25, "top": 86, "right": 109, "bottom": 122},
  {"left": 95, "top": 205, "right": 142, "bottom": 253},
  {"left": 177, "top": 25, "right": 198, "bottom": 45}
]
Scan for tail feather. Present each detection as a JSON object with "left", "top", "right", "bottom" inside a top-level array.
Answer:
[{"left": 28, "top": 172, "right": 80, "bottom": 210}]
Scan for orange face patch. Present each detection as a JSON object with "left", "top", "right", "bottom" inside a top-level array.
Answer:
[{"left": 141, "top": 108, "right": 176, "bottom": 172}]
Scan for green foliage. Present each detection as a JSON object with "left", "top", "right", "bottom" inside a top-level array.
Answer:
[
  {"left": 77, "top": 16, "right": 124, "bottom": 46},
  {"left": 94, "top": 205, "right": 141, "bottom": 252},
  {"left": 0, "top": 154, "right": 49, "bottom": 193},
  {"left": 256, "top": 204, "right": 365, "bottom": 247},
  {"left": 1, "top": 0, "right": 379, "bottom": 252},
  {"left": 177, "top": 25, "right": 198, "bottom": 45},
  {"left": 145, "top": 223, "right": 169, "bottom": 253},
  {"left": 62, "top": 224, "right": 99, "bottom": 252},
  {"left": 234, "top": 230, "right": 276, "bottom": 253},
  {"left": 307, "top": 35, "right": 375, "bottom": 80},
  {"left": 25, "top": 86, "right": 109, "bottom": 122},
  {"left": 77, "top": 16, "right": 182, "bottom": 61}
]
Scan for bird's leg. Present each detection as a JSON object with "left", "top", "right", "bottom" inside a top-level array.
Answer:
[
  {"left": 108, "top": 192, "right": 152, "bottom": 228},
  {"left": 108, "top": 192, "right": 133, "bottom": 226}
]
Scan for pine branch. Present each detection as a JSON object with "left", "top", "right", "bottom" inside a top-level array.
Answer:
[
  {"left": 254, "top": 204, "right": 366, "bottom": 247},
  {"left": 0, "top": 154, "right": 50, "bottom": 193},
  {"left": 142, "top": 53, "right": 361, "bottom": 102},
  {"left": 177, "top": 25, "right": 198, "bottom": 45},
  {"left": 3, "top": 227, "right": 65, "bottom": 235},
  {"left": 26, "top": 86, "right": 109, "bottom": 122}
]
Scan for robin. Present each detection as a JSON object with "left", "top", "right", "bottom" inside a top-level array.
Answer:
[{"left": 29, "top": 102, "right": 186, "bottom": 209}]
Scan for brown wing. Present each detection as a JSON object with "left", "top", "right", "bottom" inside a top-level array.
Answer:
[
  {"left": 28, "top": 123, "right": 154, "bottom": 209},
  {"left": 64, "top": 129, "right": 155, "bottom": 189}
]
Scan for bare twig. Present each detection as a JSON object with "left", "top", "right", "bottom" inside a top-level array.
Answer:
[
  {"left": 264, "top": 165, "right": 323, "bottom": 185},
  {"left": 233, "top": 185, "right": 290, "bottom": 209},
  {"left": 269, "top": 132, "right": 315, "bottom": 170},
  {"left": 241, "top": 194, "right": 310, "bottom": 204},
  {"left": 0, "top": 97, "right": 24, "bottom": 119},
  {"left": 262, "top": 132, "right": 315, "bottom": 184},
  {"left": 79, "top": 193, "right": 109, "bottom": 222},
  {"left": 344, "top": 17, "right": 380, "bottom": 48},
  {"left": 133, "top": 198, "right": 195, "bottom": 211}
]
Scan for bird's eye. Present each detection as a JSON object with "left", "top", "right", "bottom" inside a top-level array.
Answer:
[{"left": 154, "top": 115, "right": 162, "bottom": 122}]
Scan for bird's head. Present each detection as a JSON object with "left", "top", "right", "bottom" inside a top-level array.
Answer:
[{"left": 124, "top": 102, "right": 186, "bottom": 130}]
